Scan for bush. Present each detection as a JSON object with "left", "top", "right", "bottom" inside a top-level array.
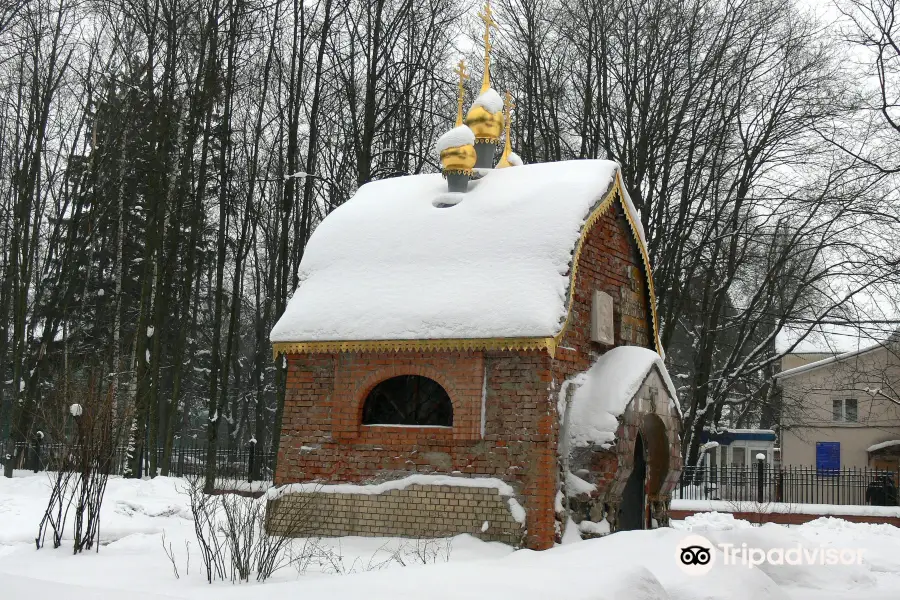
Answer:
[
  {"left": 36, "top": 389, "right": 122, "bottom": 553},
  {"left": 179, "top": 475, "right": 319, "bottom": 583}
]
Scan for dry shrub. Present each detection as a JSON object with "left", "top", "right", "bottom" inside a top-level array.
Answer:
[
  {"left": 178, "top": 475, "right": 321, "bottom": 583},
  {"left": 35, "top": 376, "right": 127, "bottom": 553}
]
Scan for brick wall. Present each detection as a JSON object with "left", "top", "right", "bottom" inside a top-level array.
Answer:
[
  {"left": 267, "top": 484, "right": 523, "bottom": 545},
  {"left": 277, "top": 349, "right": 555, "bottom": 549}
]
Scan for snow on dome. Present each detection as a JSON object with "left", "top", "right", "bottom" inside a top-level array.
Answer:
[
  {"left": 435, "top": 125, "right": 475, "bottom": 154},
  {"left": 507, "top": 152, "right": 523, "bottom": 166},
  {"left": 472, "top": 88, "right": 503, "bottom": 113},
  {"left": 270, "top": 160, "right": 646, "bottom": 343},
  {"left": 565, "top": 346, "right": 679, "bottom": 448}
]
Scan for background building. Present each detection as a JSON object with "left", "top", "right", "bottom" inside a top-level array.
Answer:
[{"left": 776, "top": 337, "right": 900, "bottom": 471}]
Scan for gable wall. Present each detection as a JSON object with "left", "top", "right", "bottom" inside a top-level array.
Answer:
[
  {"left": 551, "top": 201, "right": 653, "bottom": 386},
  {"left": 551, "top": 200, "right": 683, "bottom": 532}
]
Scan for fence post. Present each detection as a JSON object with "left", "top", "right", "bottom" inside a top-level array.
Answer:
[
  {"left": 32, "top": 431, "right": 43, "bottom": 473},
  {"left": 756, "top": 453, "right": 765, "bottom": 503},
  {"left": 247, "top": 438, "right": 257, "bottom": 483}
]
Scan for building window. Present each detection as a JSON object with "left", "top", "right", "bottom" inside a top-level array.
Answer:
[
  {"left": 832, "top": 398, "right": 857, "bottom": 423},
  {"left": 362, "top": 375, "right": 453, "bottom": 426},
  {"left": 845, "top": 399, "right": 858, "bottom": 422}
]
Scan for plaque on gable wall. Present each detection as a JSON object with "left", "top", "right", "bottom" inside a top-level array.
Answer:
[
  {"left": 591, "top": 290, "right": 615, "bottom": 345},
  {"left": 620, "top": 266, "right": 649, "bottom": 346}
]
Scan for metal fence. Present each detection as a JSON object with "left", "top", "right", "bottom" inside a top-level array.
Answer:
[
  {"left": 675, "top": 464, "right": 900, "bottom": 506},
  {"left": 1, "top": 440, "right": 276, "bottom": 483}
]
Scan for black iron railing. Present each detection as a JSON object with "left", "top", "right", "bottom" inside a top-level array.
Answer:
[
  {"left": 0, "top": 439, "right": 276, "bottom": 483},
  {"left": 676, "top": 464, "right": 900, "bottom": 506}
]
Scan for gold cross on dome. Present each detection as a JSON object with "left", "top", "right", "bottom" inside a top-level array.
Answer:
[
  {"left": 497, "top": 90, "right": 515, "bottom": 167},
  {"left": 478, "top": 1, "right": 497, "bottom": 33},
  {"left": 503, "top": 91, "right": 515, "bottom": 137},
  {"left": 454, "top": 59, "right": 470, "bottom": 87},
  {"left": 454, "top": 59, "right": 470, "bottom": 126},
  {"left": 503, "top": 90, "right": 515, "bottom": 116},
  {"left": 477, "top": 1, "right": 497, "bottom": 93}
]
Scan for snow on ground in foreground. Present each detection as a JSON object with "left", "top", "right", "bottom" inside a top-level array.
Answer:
[{"left": 2, "top": 474, "right": 900, "bottom": 599}]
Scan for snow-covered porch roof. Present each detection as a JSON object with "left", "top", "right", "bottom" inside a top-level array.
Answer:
[
  {"left": 270, "top": 160, "right": 659, "bottom": 356},
  {"left": 868, "top": 440, "right": 900, "bottom": 454},
  {"left": 563, "top": 346, "right": 681, "bottom": 449}
]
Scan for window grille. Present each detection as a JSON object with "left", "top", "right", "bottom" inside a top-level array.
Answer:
[{"left": 362, "top": 375, "right": 453, "bottom": 426}]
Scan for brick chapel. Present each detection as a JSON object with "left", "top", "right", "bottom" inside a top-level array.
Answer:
[{"left": 267, "top": 2, "right": 682, "bottom": 550}]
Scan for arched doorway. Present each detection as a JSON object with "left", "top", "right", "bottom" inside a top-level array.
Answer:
[
  {"left": 642, "top": 413, "right": 670, "bottom": 498},
  {"left": 618, "top": 433, "right": 646, "bottom": 531}
]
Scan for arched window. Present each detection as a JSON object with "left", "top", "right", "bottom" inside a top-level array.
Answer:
[{"left": 362, "top": 375, "right": 453, "bottom": 426}]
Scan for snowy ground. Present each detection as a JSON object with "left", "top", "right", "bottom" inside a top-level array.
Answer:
[{"left": 1, "top": 473, "right": 899, "bottom": 599}]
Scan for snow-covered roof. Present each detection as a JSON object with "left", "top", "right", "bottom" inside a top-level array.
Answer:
[
  {"left": 867, "top": 440, "right": 900, "bottom": 453},
  {"left": 719, "top": 428, "right": 775, "bottom": 434},
  {"left": 701, "top": 428, "right": 776, "bottom": 443},
  {"left": 565, "top": 346, "right": 680, "bottom": 448},
  {"left": 775, "top": 339, "right": 891, "bottom": 380},
  {"left": 271, "top": 160, "right": 649, "bottom": 345}
]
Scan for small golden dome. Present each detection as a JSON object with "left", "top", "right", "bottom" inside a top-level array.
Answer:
[
  {"left": 436, "top": 125, "right": 477, "bottom": 176},
  {"left": 440, "top": 144, "right": 477, "bottom": 175}
]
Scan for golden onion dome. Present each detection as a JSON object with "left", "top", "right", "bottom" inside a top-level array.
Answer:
[
  {"left": 436, "top": 125, "right": 477, "bottom": 176},
  {"left": 465, "top": 88, "right": 504, "bottom": 144}
]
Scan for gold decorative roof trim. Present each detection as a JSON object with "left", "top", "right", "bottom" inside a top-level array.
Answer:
[
  {"left": 272, "top": 336, "right": 557, "bottom": 359},
  {"left": 473, "top": 136, "right": 501, "bottom": 145},
  {"left": 549, "top": 185, "right": 614, "bottom": 351},
  {"left": 615, "top": 171, "right": 663, "bottom": 354},
  {"left": 550, "top": 174, "right": 662, "bottom": 356}
]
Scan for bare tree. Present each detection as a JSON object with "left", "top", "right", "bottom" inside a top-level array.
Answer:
[{"left": 834, "top": 0, "right": 900, "bottom": 174}]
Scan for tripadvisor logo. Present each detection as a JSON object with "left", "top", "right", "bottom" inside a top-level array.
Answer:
[
  {"left": 677, "top": 535, "right": 716, "bottom": 576},
  {"left": 677, "top": 534, "right": 865, "bottom": 576}
]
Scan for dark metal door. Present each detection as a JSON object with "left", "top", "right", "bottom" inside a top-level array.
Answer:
[{"left": 618, "top": 434, "right": 646, "bottom": 531}]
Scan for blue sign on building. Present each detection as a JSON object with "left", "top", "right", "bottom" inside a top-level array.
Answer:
[{"left": 816, "top": 441, "right": 840, "bottom": 475}]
